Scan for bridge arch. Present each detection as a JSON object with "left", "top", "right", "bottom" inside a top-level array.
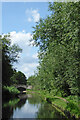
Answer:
[
  {"left": 17, "top": 87, "right": 26, "bottom": 91},
  {"left": 14, "top": 84, "right": 27, "bottom": 92}
]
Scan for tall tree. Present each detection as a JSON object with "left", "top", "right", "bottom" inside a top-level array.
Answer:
[
  {"left": 1, "top": 34, "right": 22, "bottom": 86},
  {"left": 32, "top": 2, "right": 80, "bottom": 96}
]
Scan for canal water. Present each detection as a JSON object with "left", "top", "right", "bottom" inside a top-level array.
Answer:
[{"left": 2, "top": 93, "right": 66, "bottom": 119}]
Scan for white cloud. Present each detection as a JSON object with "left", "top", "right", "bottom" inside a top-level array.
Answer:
[
  {"left": 17, "top": 63, "right": 39, "bottom": 78},
  {"left": 22, "top": 67, "right": 29, "bottom": 72},
  {"left": 32, "top": 9, "right": 40, "bottom": 22},
  {"left": 8, "top": 30, "right": 39, "bottom": 78},
  {"left": 14, "top": 60, "right": 39, "bottom": 79},
  {"left": 10, "top": 31, "right": 33, "bottom": 46},
  {"left": 27, "top": 17, "right": 32, "bottom": 22},
  {"left": 32, "top": 53, "right": 38, "bottom": 59},
  {"left": 25, "top": 8, "right": 40, "bottom": 22},
  {"left": 28, "top": 63, "right": 39, "bottom": 68},
  {"left": 20, "top": 63, "right": 39, "bottom": 72},
  {"left": 15, "top": 63, "right": 39, "bottom": 78}
]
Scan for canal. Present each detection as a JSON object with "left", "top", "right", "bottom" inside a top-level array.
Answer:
[{"left": 2, "top": 93, "right": 67, "bottom": 119}]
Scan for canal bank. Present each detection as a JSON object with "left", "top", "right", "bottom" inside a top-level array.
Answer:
[
  {"left": 2, "top": 92, "right": 68, "bottom": 119},
  {"left": 2, "top": 87, "right": 80, "bottom": 119},
  {"left": 26, "top": 89, "right": 80, "bottom": 119}
]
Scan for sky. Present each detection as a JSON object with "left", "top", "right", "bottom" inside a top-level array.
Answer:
[{"left": 2, "top": 2, "right": 50, "bottom": 78}]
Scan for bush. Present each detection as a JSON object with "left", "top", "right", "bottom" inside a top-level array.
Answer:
[
  {"left": 3, "top": 86, "right": 20, "bottom": 94},
  {"left": 66, "top": 101, "right": 80, "bottom": 117}
]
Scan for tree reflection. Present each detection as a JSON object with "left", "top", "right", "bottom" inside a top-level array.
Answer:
[
  {"left": 2, "top": 98, "right": 19, "bottom": 119},
  {"left": 3, "top": 93, "right": 76, "bottom": 119},
  {"left": 16, "top": 98, "right": 26, "bottom": 109},
  {"left": 28, "top": 93, "right": 43, "bottom": 105},
  {"left": 2, "top": 97, "right": 26, "bottom": 119},
  {"left": 2, "top": 105, "right": 13, "bottom": 119},
  {"left": 36, "top": 102, "right": 66, "bottom": 119}
]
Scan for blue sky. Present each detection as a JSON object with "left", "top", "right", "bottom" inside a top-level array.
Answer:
[
  {"left": 2, "top": 2, "right": 50, "bottom": 78},
  {"left": 2, "top": 2, "right": 49, "bottom": 33}
]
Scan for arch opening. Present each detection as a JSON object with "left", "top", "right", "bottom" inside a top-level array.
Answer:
[{"left": 17, "top": 87, "right": 26, "bottom": 92}]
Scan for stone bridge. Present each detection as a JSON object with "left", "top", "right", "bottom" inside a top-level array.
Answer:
[{"left": 14, "top": 84, "right": 27, "bottom": 92}]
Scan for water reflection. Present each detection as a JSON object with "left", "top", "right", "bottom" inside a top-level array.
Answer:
[
  {"left": 36, "top": 102, "right": 65, "bottom": 119},
  {"left": 2, "top": 93, "right": 66, "bottom": 119},
  {"left": 13, "top": 99, "right": 40, "bottom": 118}
]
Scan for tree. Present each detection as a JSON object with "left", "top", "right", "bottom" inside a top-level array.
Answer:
[
  {"left": 10, "top": 71, "right": 27, "bottom": 85},
  {"left": 27, "top": 75, "right": 36, "bottom": 86},
  {"left": 1, "top": 34, "right": 22, "bottom": 86},
  {"left": 32, "top": 2, "right": 80, "bottom": 96}
]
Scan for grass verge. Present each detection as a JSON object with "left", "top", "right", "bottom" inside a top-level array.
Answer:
[{"left": 26, "top": 89, "right": 80, "bottom": 118}]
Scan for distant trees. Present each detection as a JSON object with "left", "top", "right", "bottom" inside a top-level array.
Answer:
[
  {"left": 31, "top": 2, "right": 80, "bottom": 96},
  {"left": 27, "top": 75, "right": 41, "bottom": 90},
  {"left": 10, "top": 71, "right": 27, "bottom": 85},
  {"left": 27, "top": 75, "right": 36, "bottom": 87}
]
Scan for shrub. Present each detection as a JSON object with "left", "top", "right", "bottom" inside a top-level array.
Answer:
[{"left": 3, "top": 86, "right": 20, "bottom": 94}]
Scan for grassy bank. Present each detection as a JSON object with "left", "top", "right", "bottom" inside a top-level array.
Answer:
[{"left": 26, "top": 89, "right": 80, "bottom": 119}]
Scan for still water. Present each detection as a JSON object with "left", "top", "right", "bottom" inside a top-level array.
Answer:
[{"left": 2, "top": 93, "right": 66, "bottom": 119}]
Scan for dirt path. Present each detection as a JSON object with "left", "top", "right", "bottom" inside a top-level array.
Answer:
[{"left": 55, "top": 96, "right": 69, "bottom": 103}]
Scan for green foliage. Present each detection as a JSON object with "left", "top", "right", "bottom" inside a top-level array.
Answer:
[
  {"left": 28, "top": 90, "right": 80, "bottom": 118},
  {"left": 27, "top": 75, "right": 40, "bottom": 90},
  {"left": 27, "top": 75, "right": 35, "bottom": 86},
  {"left": 32, "top": 2, "right": 80, "bottom": 97},
  {"left": 3, "top": 86, "right": 20, "bottom": 94},
  {"left": 10, "top": 71, "right": 27, "bottom": 85},
  {"left": 66, "top": 102, "right": 80, "bottom": 117},
  {"left": 1, "top": 34, "right": 22, "bottom": 86}
]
